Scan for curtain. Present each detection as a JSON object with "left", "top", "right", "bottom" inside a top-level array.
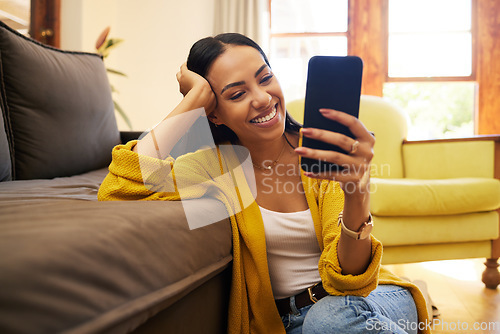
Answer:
[{"left": 213, "top": 0, "right": 269, "bottom": 47}]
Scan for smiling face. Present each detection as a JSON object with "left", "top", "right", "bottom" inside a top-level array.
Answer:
[{"left": 206, "top": 45, "right": 286, "bottom": 146}]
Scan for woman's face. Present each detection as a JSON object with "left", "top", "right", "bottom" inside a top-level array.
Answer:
[{"left": 206, "top": 45, "right": 286, "bottom": 145}]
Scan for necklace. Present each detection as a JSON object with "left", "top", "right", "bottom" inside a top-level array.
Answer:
[{"left": 252, "top": 138, "right": 287, "bottom": 170}]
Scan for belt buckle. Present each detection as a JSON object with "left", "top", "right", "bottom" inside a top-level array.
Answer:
[{"left": 307, "top": 283, "right": 320, "bottom": 304}]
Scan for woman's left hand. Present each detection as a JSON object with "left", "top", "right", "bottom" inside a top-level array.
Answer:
[{"left": 294, "top": 108, "right": 375, "bottom": 195}]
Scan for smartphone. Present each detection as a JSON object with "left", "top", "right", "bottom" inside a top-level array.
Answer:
[{"left": 300, "top": 55, "right": 363, "bottom": 173}]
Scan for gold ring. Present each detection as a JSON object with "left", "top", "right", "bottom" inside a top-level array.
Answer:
[{"left": 350, "top": 140, "right": 360, "bottom": 155}]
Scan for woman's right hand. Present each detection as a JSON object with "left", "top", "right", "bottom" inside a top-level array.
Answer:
[
  {"left": 176, "top": 62, "right": 216, "bottom": 115},
  {"left": 134, "top": 64, "right": 217, "bottom": 156}
]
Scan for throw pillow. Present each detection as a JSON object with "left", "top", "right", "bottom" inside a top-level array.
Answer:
[{"left": 0, "top": 21, "right": 120, "bottom": 180}]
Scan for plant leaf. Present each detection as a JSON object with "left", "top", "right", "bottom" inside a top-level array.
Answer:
[
  {"left": 113, "top": 100, "right": 132, "bottom": 130},
  {"left": 97, "top": 39, "right": 112, "bottom": 56},
  {"left": 98, "top": 45, "right": 110, "bottom": 58},
  {"left": 107, "top": 68, "right": 127, "bottom": 77},
  {"left": 95, "top": 26, "right": 111, "bottom": 50},
  {"left": 103, "top": 38, "right": 124, "bottom": 52}
]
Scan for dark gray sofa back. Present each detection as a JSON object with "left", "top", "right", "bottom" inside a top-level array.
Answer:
[
  {"left": 0, "top": 21, "right": 120, "bottom": 180},
  {"left": 0, "top": 104, "right": 11, "bottom": 181}
]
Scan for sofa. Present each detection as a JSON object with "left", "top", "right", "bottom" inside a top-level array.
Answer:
[
  {"left": 0, "top": 21, "right": 233, "bottom": 334},
  {"left": 287, "top": 97, "right": 500, "bottom": 289}
]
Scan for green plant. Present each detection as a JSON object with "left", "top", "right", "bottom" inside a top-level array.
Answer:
[
  {"left": 95, "top": 26, "right": 132, "bottom": 129},
  {"left": 383, "top": 82, "right": 475, "bottom": 140}
]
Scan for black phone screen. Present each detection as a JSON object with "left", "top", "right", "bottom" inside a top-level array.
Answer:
[{"left": 300, "top": 56, "right": 363, "bottom": 173}]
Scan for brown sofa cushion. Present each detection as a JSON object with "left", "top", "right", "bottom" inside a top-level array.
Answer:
[
  {"left": 0, "top": 169, "right": 232, "bottom": 333},
  {"left": 0, "top": 21, "right": 120, "bottom": 180}
]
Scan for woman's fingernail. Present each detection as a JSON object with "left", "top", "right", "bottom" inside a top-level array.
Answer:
[
  {"left": 295, "top": 147, "right": 307, "bottom": 154},
  {"left": 320, "top": 109, "right": 338, "bottom": 114},
  {"left": 301, "top": 128, "right": 312, "bottom": 135}
]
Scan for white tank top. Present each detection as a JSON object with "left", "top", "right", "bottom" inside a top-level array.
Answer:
[{"left": 259, "top": 205, "right": 322, "bottom": 299}]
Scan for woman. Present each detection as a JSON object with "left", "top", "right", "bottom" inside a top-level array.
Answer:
[{"left": 98, "top": 33, "right": 430, "bottom": 334}]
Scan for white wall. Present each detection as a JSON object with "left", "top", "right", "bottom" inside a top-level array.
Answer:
[
  {"left": 60, "top": 0, "right": 117, "bottom": 53},
  {"left": 61, "top": 0, "right": 215, "bottom": 131}
]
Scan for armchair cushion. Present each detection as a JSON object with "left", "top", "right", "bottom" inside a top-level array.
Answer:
[
  {"left": 358, "top": 95, "right": 408, "bottom": 179},
  {"left": 371, "top": 177, "right": 500, "bottom": 216},
  {"left": 373, "top": 212, "right": 499, "bottom": 246},
  {"left": 403, "top": 140, "right": 495, "bottom": 179}
]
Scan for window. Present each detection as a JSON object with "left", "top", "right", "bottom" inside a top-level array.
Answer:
[
  {"left": 384, "top": 0, "right": 475, "bottom": 139},
  {"left": 269, "top": 0, "right": 477, "bottom": 139},
  {"left": 269, "top": 0, "right": 348, "bottom": 102}
]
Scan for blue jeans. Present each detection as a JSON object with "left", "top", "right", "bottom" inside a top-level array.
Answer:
[{"left": 280, "top": 285, "right": 418, "bottom": 334}]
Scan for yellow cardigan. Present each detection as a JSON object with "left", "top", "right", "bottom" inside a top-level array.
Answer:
[{"left": 98, "top": 141, "right": 431, "bottom": 334}]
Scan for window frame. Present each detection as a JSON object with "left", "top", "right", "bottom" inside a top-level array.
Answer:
[{"left": 268, "top": 0, "right": 352, "bottom": 52}]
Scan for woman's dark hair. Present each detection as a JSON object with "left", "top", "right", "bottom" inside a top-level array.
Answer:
[{"left": 186, "top": 33, "right": 302, "bottom": 144}]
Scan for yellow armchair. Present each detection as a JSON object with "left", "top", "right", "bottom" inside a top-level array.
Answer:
[{"left": 287, "top": 95, "right": 500, "bottom": 289}]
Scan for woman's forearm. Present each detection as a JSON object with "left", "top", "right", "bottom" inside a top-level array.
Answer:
[
  {"left": 133, "top": 84, "right": 214, "bottom": 158},
  {"left": 337, "top": 186, "right": 373, "bottom": 276}
]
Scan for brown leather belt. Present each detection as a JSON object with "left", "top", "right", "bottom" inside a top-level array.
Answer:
[{"left": 275, "top": 282, "right": 328, "bottom": 316}]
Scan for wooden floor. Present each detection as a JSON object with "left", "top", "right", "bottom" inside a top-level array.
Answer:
[{"left": 385, "top": 258, "right": 500, "bottom": 334}]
